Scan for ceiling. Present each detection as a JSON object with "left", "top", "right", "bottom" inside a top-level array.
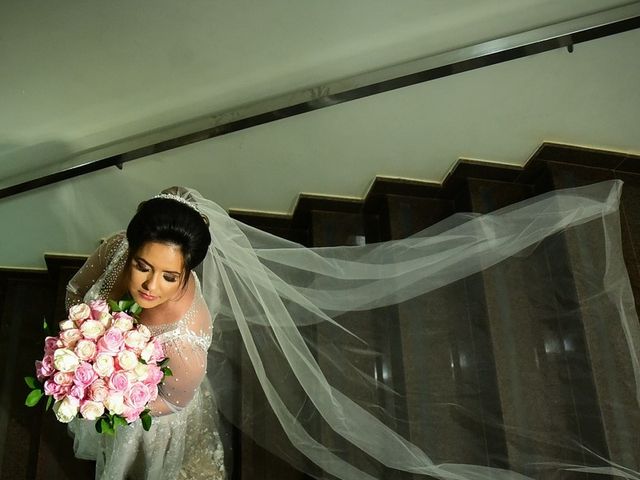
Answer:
[{"left": 1, "top": 0, "right": 639, "bottom": 267}]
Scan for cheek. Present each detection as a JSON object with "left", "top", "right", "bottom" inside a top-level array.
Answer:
[
  {"left": 127, "top": 269, "right": 143, "bottom": 289},
  {"left": 164, "top": 281, "right": 181, "bottom": 297}
]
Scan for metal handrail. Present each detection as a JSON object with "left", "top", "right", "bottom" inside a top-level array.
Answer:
[{"left": 2, "top": 3, "right": 639, "bottom": 199}]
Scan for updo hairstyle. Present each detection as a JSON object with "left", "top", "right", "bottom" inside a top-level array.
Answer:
[{"left": 126, "top": 189, "right": 211, "bottom": 288}]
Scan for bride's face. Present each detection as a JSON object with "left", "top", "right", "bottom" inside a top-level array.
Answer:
[{"left": 127, "top": 241, "right": 185, "bottom": 309}]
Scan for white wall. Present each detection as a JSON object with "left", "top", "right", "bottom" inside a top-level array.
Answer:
[{"left": 1, "top": 28, "right": 639, "bottom": 268}]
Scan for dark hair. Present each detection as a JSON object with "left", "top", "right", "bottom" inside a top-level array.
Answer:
[{"left": 126, "top": 197, "right": 211, "bottom": 287}]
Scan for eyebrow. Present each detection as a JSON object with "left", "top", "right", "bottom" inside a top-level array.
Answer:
[{"left": 134, "top": 257, "right": 182, "bottom": 276}]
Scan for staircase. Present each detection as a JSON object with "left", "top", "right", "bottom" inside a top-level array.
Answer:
[{"left": 1, "top": 143, "right": 639, "bottom": 479}]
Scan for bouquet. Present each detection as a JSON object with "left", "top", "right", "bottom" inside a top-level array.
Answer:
[{"left": 25, "top": 298, "right": 171, "bottom": 434}]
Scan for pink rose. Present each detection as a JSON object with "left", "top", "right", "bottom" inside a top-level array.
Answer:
[
  {"left": 87, "top": 379, "right": 109, "bottom": 403},
  {"left": 69, "top": 384, "right": 86, "bottom": 402},
  {"left": 147, "top": 383, "right": 158, "bottom": 402},
  {"left": 44, "top": 336, "right": 59, "bottom": 354},
  {"left": 60, "top": 329, "right": 82, "bottom": 348},
  {"left": 53, "top": 371, "right": 74, "bottom": 386},
  {"left": 44, "top": 379, "right": 61, "bottom": 397},
  {"left": 73, "top": 362, "right": 98, "bottom": 388},
  {"left": 89, "top": 299, "right": 109, "bottom": 320},
  {"left": 80, "top": 319, "right": 105, "bottom": 340},
  {"left": 69, "top": 303, "right": 91, "bottom": 323},
  {"left": 144, "top": 364, "right": 164, "bottom": 386},
  {"left": 150, "top": 339, "right": 165, "bottom": 364},
  {"left": 139, "top": 338, "right": 163, "bottom": 364},
  {"left": 97, "top": 328, "right": 125, "bottom": 355},
  {"left": 122, "top": 405, "right": 144, "bottom": 423},
  {"left": 124, "top": 382, "right": 151, "bottom": 410},
  {"left": 74, "top": 339, "right": 97, "bottom": 361},
  {"left": 108, "top": 371, "right": 131, "bottom": 392},
  {"left": 35, "top": 355, "right": 55, "bottom": 381}
]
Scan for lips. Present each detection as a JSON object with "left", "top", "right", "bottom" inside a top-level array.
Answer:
[{"left": 138, "top": 291, "right": 157, "bottom": 301}]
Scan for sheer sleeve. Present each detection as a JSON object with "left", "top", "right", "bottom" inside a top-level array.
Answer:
[
  {"left": 148, "top": 295, "right": 213, "bottom": 417},
  {"left": 65, "top": 232, "right": 127, "bottom": 310}
]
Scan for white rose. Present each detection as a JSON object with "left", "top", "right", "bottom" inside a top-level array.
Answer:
[
  {"left": 60, "top": 329, "right": 83, "bottom": 348},
  {"left": 104, "top": 392, "right": 125, "bottom": 415},
  {"left": 53, "top": 348, "right": 80, "bottom": 373},
  {"left": 80, "top": 400, "right": 105, "bottom": 420},
  {"left": 93, "top": 353, "right": 115, "bottom": 377},
  {"left": 59, "top": 319, "right": 76, "bottom": 331},
  {"left": 69, "top": 304, "right": 91, "bottom": 322},
  {"left": 98, "top": 312, "right": 113, "bottom": 329},
  {"left": 140, "top": 342, "right": 155, "bottom": 363},
  {"left": 124, "top": 331, "right": 146, "bottom": 351},
  {"left": 137, "top": 324, "right": 151, "bottom": 341},
  {"left": 80, "top": 320, "right": 105, "bottom": 340},
  {"left": 117, "top": 350, "right": 138, "bottom": 371},
  {"left": 133, "top": 362, "right": 149, "bottom": 381},
  {"left": 74, "top": 339, "right": 97, "bottom": 361},
  {"left": 113, "top": 316, "right": 133, "bottom": 332},
  {"left": 53, "top": 397, "right": 79, "bottom": 423}
]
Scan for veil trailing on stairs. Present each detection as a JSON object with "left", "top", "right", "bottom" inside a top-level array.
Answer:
[{"left": 177, "top": 179, "right": 640, "bottom": 480}]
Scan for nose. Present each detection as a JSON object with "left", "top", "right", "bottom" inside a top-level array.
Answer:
[{"left": 142, "top": 272, "right": 160, "bottom": 291}]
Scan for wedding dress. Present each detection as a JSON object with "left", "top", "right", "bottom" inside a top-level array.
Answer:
[
  {"left": 66, "top": 233, "right": 226, "bottom": 480},
  {"left": 64, "top": 180, "right": 640, "bottom": 480}
]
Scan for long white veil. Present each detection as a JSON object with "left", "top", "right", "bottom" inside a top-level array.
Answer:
[{"left": 187, "top": 180, "right": 639, "bottom": 480}]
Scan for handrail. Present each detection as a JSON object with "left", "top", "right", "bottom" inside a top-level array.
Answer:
[{"left": 2, "top": 3, "right": 639, "bottom": 200}]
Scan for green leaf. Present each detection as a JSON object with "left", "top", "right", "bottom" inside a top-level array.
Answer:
[
  {"left": 25, "top": 389, "right": 43, "bottom": 407},
  {"left": 100, "top": 418, "right": 114, "bottom": 436},
  {"left": 141, "top": 412, "right": 152, "bottom": 431},
  {"left": 45, "top": 395, "right": 53, "bottom": 411},
  {"left": 24, "top": 376, "right": 39, "bottom": 389},
  {"left": 95, "top": 419, "right": 102, "bottom": 433},
  {"left": 158, "top": 358, "right": 169, "bottom": 367},
  {"left": 108, "top": 299, "right": 121, "bottom": 312},
  {"left": 162, "top": 366, "right": 173, "bottom": 377},
  {"left": 113, "top": 415, "right": 128, "bottom": 430},
  {"left": 130, "top": 303, "right": 143, "bottom": 315},
  {"left": 139, "top": 358, "right": 147, "bottom": 365},
  {"left": 42, "top": 317, "right": 49, "bottom": 332}
]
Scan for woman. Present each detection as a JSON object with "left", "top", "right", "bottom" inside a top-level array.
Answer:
[
  {"left": 67, "top": 181, "right": 640, "bottom": 480},
  {"left": 66, "top": 188, "right": 226, "bottom": 479}
]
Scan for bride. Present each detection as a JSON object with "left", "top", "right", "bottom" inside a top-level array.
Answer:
[
  {"left": 65, "top": 181, "right": 640, "bottom": 480},
  {"left": 66, "top": 188, "right": 225, "bottom": 479}
]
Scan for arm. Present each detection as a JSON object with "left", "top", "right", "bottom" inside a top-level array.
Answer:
[
  {"left": 147, "top": 303, "right": 212, "bottom": 416},
  {"left": 65, "top": 232, "right": 126, "bottom": 309}
]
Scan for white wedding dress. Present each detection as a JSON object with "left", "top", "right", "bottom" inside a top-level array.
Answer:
[{"left": 66, "top": 232, "right": 226, "bottom": 480}]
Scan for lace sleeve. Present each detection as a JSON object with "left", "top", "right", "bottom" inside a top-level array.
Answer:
[
  {"left": 65, "top": 232, "right": 127, "bottom": 310},
  {"left": 148, "top": 297, "right": 213, "bottom": 416}
]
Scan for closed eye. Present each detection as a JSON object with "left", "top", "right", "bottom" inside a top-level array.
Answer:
[{"left": 134, "top": 261, "right": 150, "bottom": 272}]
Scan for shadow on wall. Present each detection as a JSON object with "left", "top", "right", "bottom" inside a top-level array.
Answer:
[{"left": 0, "top": 141, "right": 74, "bottom": 189}]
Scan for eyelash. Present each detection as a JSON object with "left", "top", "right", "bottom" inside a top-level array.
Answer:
[{"left": 134, "top": 262, "right": 178, "bottom": 282}]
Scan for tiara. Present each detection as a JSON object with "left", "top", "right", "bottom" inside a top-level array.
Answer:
[{"left": 152, "top": 193, "right": 201, "bottom": 213}]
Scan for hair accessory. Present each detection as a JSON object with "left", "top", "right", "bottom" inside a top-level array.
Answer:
[
  {"left": 152, "top": 193, "right": 210, "bottom": 225},
  {"left": 152, "top": 193, "right": 201, "bottom": 213}
]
